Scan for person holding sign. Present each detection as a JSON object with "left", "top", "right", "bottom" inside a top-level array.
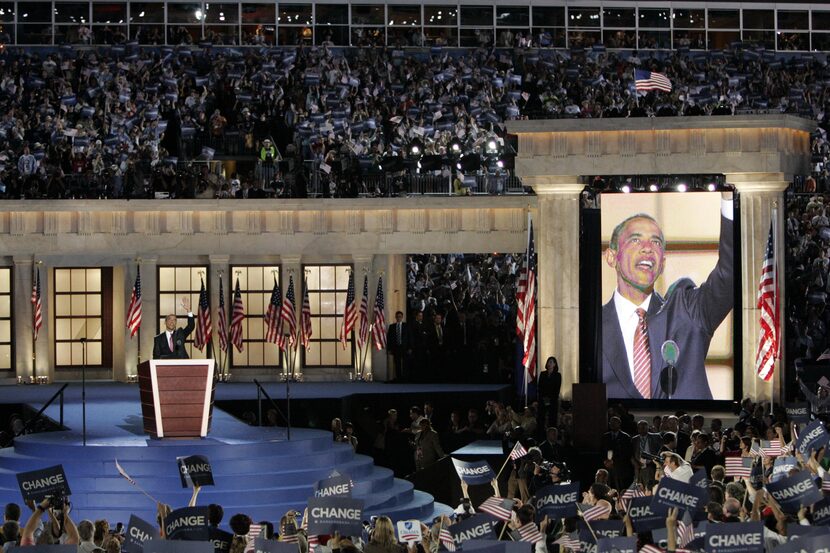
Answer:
[
  {"left": 153, "top": 297, "right": 195, "bottom": 359},
  {"left": 365, "top": 516, "right": 406, "bottom": 553},
  {"left": 20, "top": 497, "right": 80, "bottom": 546}
]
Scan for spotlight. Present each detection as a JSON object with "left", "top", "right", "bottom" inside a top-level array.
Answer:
[
  {"left": 707, "top": 183, "right": 716, "bottom": 192},
  {"left": 450, "top": 140, "right": 462, "bottom": 153},
  {"left": 677, "top": 183, "right": 687, "bottom": 192},
  {"left": 496, "top": 160, "right": 504, "bottom": 168},
  {"left": 411, "top": 144, "right": 420, "bottom": 156},
  {"left": 621, "top": 185, "right": 631, "bottom": 193},
  {"left": 649, "top": 184, "right": 659, "bottom": 192},
  {"left": 485, "top": 140, "right": 498, "bottom": 154}
]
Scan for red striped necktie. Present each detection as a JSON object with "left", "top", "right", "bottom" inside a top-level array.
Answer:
[{"left": 633, "top": 308, "right": 651, "bottom": 399}]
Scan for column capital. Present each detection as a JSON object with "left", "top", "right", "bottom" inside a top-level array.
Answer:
[
  {"left": 208, "top": 254, "right": 230, "bottom": 265},
  {"left": 12, "top": 256, "right": 33, "bottom": 267},
  {"left": 352, "top": 255, "right": 374, "bottom": 266},
  {"left": 138, "top": 256, "right": 159, "bottom": 265},
  {"left": 281, "top": 255, "right": 302, "bottom": 266},
  {"left": 524, "top": 176, "right": 585, "bottom": 196},
  {"left": 726, "top": 173, "right": 790, "bottom": 194}
]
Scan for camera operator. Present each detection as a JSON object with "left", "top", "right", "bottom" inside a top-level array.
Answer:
[
  {"left": 530, "top": 460, "right": 571, "bottom": 496},
  {"left": 21, "top": 497, "right": 79, "bottom": 546}
]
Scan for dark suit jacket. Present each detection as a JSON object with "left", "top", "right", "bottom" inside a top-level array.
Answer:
[
  {"left": 152, "top": 316, "right": 195, "bottom": 359},
  {"left": 387, "top": 322, "right": 408, "bottom": 353},
  {"left": 631, "top": 432, "right": 663, "bottom": 461},
  {"left": 602, "top": 215, "right": 733, "bottom": 400}
]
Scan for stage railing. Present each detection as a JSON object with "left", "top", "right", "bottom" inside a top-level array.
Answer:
[
  {"left": 253, "top": 379, "right": 291, "bottom": 441},
  {"left": 21, "top": 383, "right": 69, "bottom": 435}
]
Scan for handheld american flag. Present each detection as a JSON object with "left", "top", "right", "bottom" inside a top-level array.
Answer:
[
  {"left": 340, "top": 270, "right": 356, "bottom": 348},
  {"left": 301, "top": 278, "right": 313, "bottom": 350},
  {"left": 264, "top": 276, "right": 282, "bottom": 345},
  {"left": 634, "top": 69, "right": 672, "bottom": 92},
  {"left": 126, "top": 269, "right": 142, "bottom": 338},
  {"left": 217, "top": 276, "right": 228, "bottom": 353},
  {"left": 478, "top": 496, "right": 515, "bottom": 521},
  {"left": 32, "top": 268, "right": 42, "bottom": 341},
  {"left": 724, "top": 456, "right": 753, "bottom": 478},
  {"left": 372, "top": 276, "right": 386, "bottom": 351},
  {"left": 579, "top": 502, "right": 611, "bottom": 522},
  {"left": 760, "top": 440, "right": 783, "bottom": 457},
  {"left": 509, "top": 441, "right": 528, "bottom": 461},
  {"left": 230, "top": 278, "right": 245, "bottom": 352},
  {"left": 357, "top": 275, "right": 370, "bottom": 349},
  {"left": 194, "top": 278, "right": 212, "bottom": 351},
  {"left": 278, "top": 275, "right": 297, "bottom": 350},
  {"left": 756, "top": 220, "right": 778, "bottom": 382},
  {"left": 438, "top": 527, "right": 456, "bottom": 551},
  {"left": 553, "top": 533, "right": 581, "bottom": 551},
  {"left": 516, "top": 523, "right": 543, "bottom": 544}
]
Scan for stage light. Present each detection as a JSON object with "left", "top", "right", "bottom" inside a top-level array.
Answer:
[
  {"left": 496, "top": 160, "right": 504, "bottom": 168},
  {"left": 411, "top": 144, "right": 420, "bottom": 156},
  {"left": 486, "top": 139, "right": 498, "bottom": 153},
  {"left": 649, "top": 184, "right": 659, "bottom": 192},
  {"left": 450, "top": 141, "right": 461, "bottom": 154},
  {"left": 707, "top": 183, "right": 716, "bottom": 191},
  {"left": 621, "top": 185, "right": 631, "bottom": 193},
  {"left": 677, "top": 183, "right": 687, "bottom": 192}
]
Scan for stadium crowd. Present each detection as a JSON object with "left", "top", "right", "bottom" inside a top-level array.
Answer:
[{"left": 0, "top": 43, "right": 828, "bottom": 198}]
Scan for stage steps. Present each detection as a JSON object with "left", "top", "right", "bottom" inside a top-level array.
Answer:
[{"left": 0, "top": 400, "right": 452, "bottom": 526}]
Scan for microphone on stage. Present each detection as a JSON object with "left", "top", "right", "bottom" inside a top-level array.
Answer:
[{"left": 660, "top": 340, "right": 679, "bottom": 399}]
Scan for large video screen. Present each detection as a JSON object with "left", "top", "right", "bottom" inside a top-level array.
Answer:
[{"left": 600, "top": 192, "right": 734, "bottom": 400}]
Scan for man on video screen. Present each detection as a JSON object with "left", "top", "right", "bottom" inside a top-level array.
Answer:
[{"left": 601, "top": 192, "right": 734, "bottom": 400}]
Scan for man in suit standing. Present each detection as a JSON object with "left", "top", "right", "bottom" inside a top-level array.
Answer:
[
  {"left": 601, "top": 416, "right": 633, "bottom": 491},
  {"left": 601, "top": 191, "right": 734, "bottom": 400},
  {"left": 428, "top": 312, "right": 447, "bottom": 382},
  {"left": 153, "top": 297, "right": 195, "bottom": 359},
  {"left": 630, "top": 419, "right": 663, "bottom": 487},
  {"left": 386, "top": 310, "right": 408, "bottom": 382},
  {"left": 407, "top": 311, "right": 429, "bottom": 382}
]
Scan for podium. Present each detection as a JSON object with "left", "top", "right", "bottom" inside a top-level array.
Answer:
[{"left": 138, "top": 359, "right": 215, "bottom": 438}]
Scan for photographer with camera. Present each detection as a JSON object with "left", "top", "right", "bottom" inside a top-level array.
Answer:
[
  {"left": 21, "top": 496, "right": 79, "bottom": 546},
  {"left": 529, "top": 459, "right": 571, "bottom": 496}
]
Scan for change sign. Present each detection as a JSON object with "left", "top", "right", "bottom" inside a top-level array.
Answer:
[
  {"left": 534, "top": 483, "right": 580, "bottom": 518},
  {"left": 451, "top": 458, "right": 495, "bottom": 485},
  {"left": 812, "top": 496, "right": 830, "bottom": 526},
  {"left": 766, "top": 471, "right": 823, "bottom": 513},
  {"left": 580, "top": 520, "right": 624, "bottom": 539},
  {"left": 142, "top": 540, "right": 213, "bottom": 553},
  {"left": 306, "top": 497, "right": 364, "bottom": 536},
  {"left": 627, "top": 496, "right": 664, "bottom": 533},
  {"left": 209, "top": 527, "right": 233, "bottom": 553},
  {"left": 164, "top": 507, "right": 210, "bottom": 541},
  {"left": 449, "top": 514, "right": 498, "bottom": 546},
  {"left": 795, "top": 420, "right": 830, "bottom": 456},
  {"left": 786, "top": 403, "right": 811, "bottom": 424},
  {"left": 16, "top": 465, "right": 72, "bottom": 502},
  {"left": 705, "top": 521, "right": 764, "bottom": 553},
  {"left": 124, "top": 515, "right": 157, "bottom": 553},
  {"left": 314, "top": 473, "right": 353, "bottom": 498},
  {"left": 651, "top": 477, "right": 706, "bottom": 513},
  {"left": 771, "top": 456, "right": 797, "bottom": 484},
  {"left": 177, "top": 455, "right": 215, "bottom": 488},
  {"left": 597, "top": 536, "right": 636, "bottom": 553}
]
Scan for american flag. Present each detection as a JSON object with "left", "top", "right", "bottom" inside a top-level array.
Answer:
[
  {"left": 281, "top": 526, "right": 299, "bottom": 544},
  {"left": 32, "top": 268, "right": 42, "bottom": 341},
  {"left": 194, "top": 278, "right": 212, "bottom": 351},
  {"left": 749, "top": 442, "right": 762, "bottom": 457},
  {"left": 756, "top": 220, "right": 778, "bottom": 382},
  {"left": 618, "top": 482, "right": 645, "bottom": 512},
  {"left": 278, "top": 275, "right": 297, "bottom": 350},
  {"left": 553, "top": 533, "right": 581, "bottom": 551},
  {"left": 126, "top": 269, "right": 142, "bottom": 338},
  {"left": 230, "top": 278, "right": 245, "bottom": 352},
  {"left": 761, "top": 440, "right": 783, "bottom": 457},
  {"left": 438, "top": 527, "right": 456, "bottom": 551},
  {"left": 725, "top": 456, "right": 753, "bottom": 478},
  {"left": 634, "top": 69, "right": 673, "bottom": 92},
  {"left": 516, "top": 523, "right": 543, "bottom": 544},
  {"left": 639, "top": 546, "right": 663, "bottom": 553},
  {"left": 300, "top": 278, "right": 313, "bottom": 350},
  {"left": 307, "top": 534, "right": 319, "bottom": 553},
  {"left": 580, "top": 502, "right": 611, "bottom": 522},
  {"left": 677, "top": 511, "right": 695, "bottom": 548},
  {"left": 244, "top": 524, "right": 264, "bottom": 553},
  {"left": 478, "top": 496, "right": 515, "bottom": 521},
  {"left": 264, "top": 276, "right": 282, "bottom": 344},
  {"left": 114, "top": 459, "right": 137, "bottom": 486},
  {"left": 217, "top": 276, "right": 228, "bottom": 353},
  {"left": 372, "top": 276, "right": 386, "bottom": 351},
  {"left": 516, "top": 219, "right": 537, "bottom": 383},
  {"left": 823, "top": 476, "right": 830, "bottom": 492},
  {"left": 357, "top": 275, "right": 370, "bottom": 349},
  {"left": 509, "top": 441, "right": 528, "bottom": 461},
  {"left": 340, "top": 270, "right": 356, "bottom": 348}
]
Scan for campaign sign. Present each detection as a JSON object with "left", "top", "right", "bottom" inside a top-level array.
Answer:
[
  {"left": 771, "top": 456, "right": 797, "bottom": 484},
  {"left": 766, "top": 471, "right": 823, "bottom": 513},
  {"left": 597, "top": 536, "right": 636, "bottom": 553},
  {"left": 704, "top": 521, "right": 764, "bottom": 553},
  {"left": 651, "top": 477, "right": 706, "bottom": 513},
  {"left": 177, "top": 455, "right": 215, "bottom": 488},
  {"left": 579, "top": 520, "right": 624, "bottom": 539},
  {"left": 785, "top": 525, "right": 830, "bottom": 541},
  {"left": 306, "top": 497, "right": 364, "bottom": 536},
  {"left": 16, "top": 465, "right": 72, "bottom": 502},
  {"left": 452, "top": 458, "right": 495, "bottom": 485},
  {"left": 142, "top": 540, "right": 213, "bottom": 553},
  {"left": 314, "top": 473, "right": 353, "bottom": 498},
  {"left": 209, "top": 527, "right": 233, "bottom": 553},
  {"left": 534, "top": 482, "right": 580, "bottom": 518},
  {"left": 253, "top": 539, "right": 299, "bottom": 553},
  {"left": 449, "top": 513, "right": 498, "bottom": 546},
  {"left": 164, "top": 506, "right": 211, "bottom": 541},
  {"left": 690, "top": 469, "right": 710, "bottom": 489},
  {"left": 795, "top": 420, "right": 830, "bottom": 455},
  {"left": 774, "top": 534, "right": 830, "bottom": 553},
  {"left": 463, "top": 540, "right": 526, "bottom": 553},
  {"left": 627, "top": 496, "right": 664, "bottom": 533},
  {"left": 577, "top": 528, "right": 598, "bottom": 553},
  {"left": 811, "top": 496, "right": 830, "bottom": 525},
  {"left": 124, "top": 514, "right": 157, "bottom": 553},
  {"left": 685, "top": 521, "right": 709, "bottom": 552},
  {"left": 396, "top": 520, "right": 422, "bottom": 544},
  {"left": 650, "top": 529, "right": 669, "bottom": 550},
  {"left": 786, "top": 403, "right": 811, "bottom": 424}
]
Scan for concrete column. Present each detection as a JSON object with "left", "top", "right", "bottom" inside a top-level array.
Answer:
[
  {"left": 140, "top": 257, "right": 159, "bottom": 364},
  {"left": 281, "top": 255, "right": 303, "bottom": 377},
  {"left": 371, "top": 254, "right": 405, "bottom": 382},
  {"left": 12, "top": 257, "right": 33, "bottom": 382},
  {"left": 527, "top": 176, "right": 584, "bottom": 400},
  {"left": 729, "top": 173, "right": 789, "bottom": 405},
  {"left": 353, "top": 254, "right": 374, "bottom": 379}
]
